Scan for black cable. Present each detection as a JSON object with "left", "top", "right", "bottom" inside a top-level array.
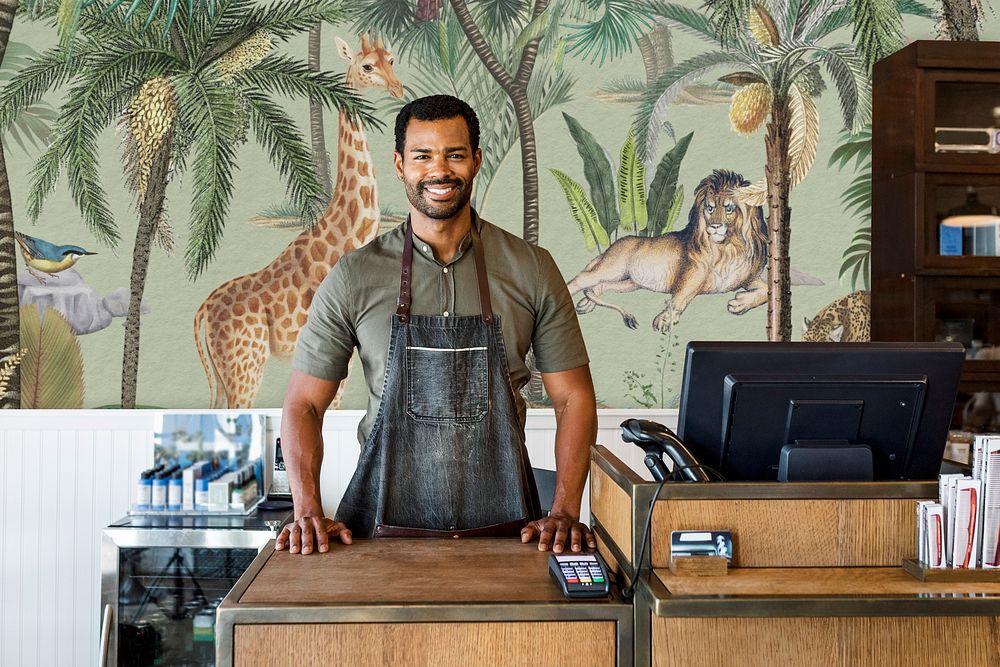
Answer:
[{"left": 621, "top": 479, "right": 666, "bottom": 600}]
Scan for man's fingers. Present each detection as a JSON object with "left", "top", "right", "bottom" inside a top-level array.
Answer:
[
  {"left": 552, "top": 523, "right": 570, "bottom": 554},
  {"left": 537, "top": 521, "right": 555, "bottom": 551},
  {"left": 570, "top": 524, "right": 583, "bottom": 553},
  {"left": 288, "top": 523, "right": 302, "bottom": 554},
  {"left": 275, "top": 526, "right": 290, "bottom": 550},
  {"left": 520, "top": 522, "right": 538, "bottom": 543},
  {"left": 583, "top": 524, "right": 597, "bottom": 549},
  {"left": 300, "top": 519, "right": 315, "bottom": 554},
  {"left": 312, "top": 517, "right": 331, "bottom": 553},
  {"left": 337, "top": 525, "right": 354, "bottom": 545}
]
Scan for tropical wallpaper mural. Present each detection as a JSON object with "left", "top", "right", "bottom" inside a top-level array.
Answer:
[{"left": 0, "top": 0, "right": 996, "bottom": 409}]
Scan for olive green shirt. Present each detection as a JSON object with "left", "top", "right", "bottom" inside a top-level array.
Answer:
[{"left": 293, "top": 216, "right": 590, "bottom": 443}]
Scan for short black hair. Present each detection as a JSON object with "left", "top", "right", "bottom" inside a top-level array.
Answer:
[{"left": 394, "top": 94, "right": 480, "bottom": 155}]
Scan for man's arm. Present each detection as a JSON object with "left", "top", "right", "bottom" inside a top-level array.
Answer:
[
  {"left": 275, "top": 369, "right": 352, "bottom": 554},
  {"left": 520, "top": 364, "right": 598, "bottom": 553}
]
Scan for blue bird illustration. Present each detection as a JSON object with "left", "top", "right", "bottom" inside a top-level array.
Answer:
[{"left": 15, "top": 231, "right": 96, "bottom": 283}]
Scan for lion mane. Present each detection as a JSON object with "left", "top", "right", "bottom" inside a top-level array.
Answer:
[{"left": 566, "top": 169, "right": 769, "bottom": 330}]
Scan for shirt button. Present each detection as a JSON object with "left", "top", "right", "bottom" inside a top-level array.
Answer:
[
  {"left": 443, "top": 267, "right": 449, "bottom": 274},
  {"left": 423, "top": 245, "right": 429, "bottom": 252},
  {"left": 443, "top": 311, "right": 449, "bottom": 317}
]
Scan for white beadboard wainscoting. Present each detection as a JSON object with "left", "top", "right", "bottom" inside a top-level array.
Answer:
[{"left": 0, "top": 407, "right": 674, "bottom": 667}]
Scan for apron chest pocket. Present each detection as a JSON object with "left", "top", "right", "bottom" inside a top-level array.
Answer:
[{"left": 406, "top": 346, "right": 488, "bottom": 422}]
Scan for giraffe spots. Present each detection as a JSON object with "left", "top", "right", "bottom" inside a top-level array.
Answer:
[
  {"left": 281, "top": 316, "right": 293, "bottom": 330},
  {"left": 359, "top": 161, "right": 369, "bottom": 177},
  {"left": 233, "top": 303, "right": 245, "bottom": 317},
  {"left": 345, "top": 154, "right": 355, "bottom": 171},
  {"left": 297, "top": 312, "right": 307, "bottom": 327},
  {"left": 344, "top": 238, "right": 356, "bottom": 252},
  {"left": 347, "top": 176, "right": 357, "bottom": 193},
  {"left": 354, "top": 139, "right": 364, "bottom": 151},
  {"left": 292, "top": 272, "right": 303, "bottom": 289},
  {"left": 348, "top": 200, "right": 359, "bottom": 221},
  {"left": 359, "top": 186, "right": 373, "bottom": 209},
  {"left": 262, "top": 292, "right": 273, "bottom": 305},
  {"left": 249, "top": 297, "right": 260, "bottom": 311},
  {"left": 337, "top": 218, "right": 349, "bottom": 236},
  {"left": 221, "top": 294, "right": 233, "bottom": 306},
  {"left": 260, "top": 270, "right": 271, "bottom": 284},
  {"left": 311, "top": 243, "right": 324, "bottom": 261}
]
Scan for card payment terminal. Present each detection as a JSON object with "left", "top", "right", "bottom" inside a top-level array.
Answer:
[{"left": 548, "top": 552, "right": 610, "bottom": 598}]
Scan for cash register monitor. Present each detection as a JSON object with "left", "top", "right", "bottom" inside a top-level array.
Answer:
[{"left": 676, "top": 342, "right": 965, "bottom": 481}]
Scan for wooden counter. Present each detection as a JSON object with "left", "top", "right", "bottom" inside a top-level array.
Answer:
[
  {"left": 216, "top": 537, "right": 632, "bottom": 667},
  {"left": 589, "top": 445, "right": 1000, "bottom": 666}
]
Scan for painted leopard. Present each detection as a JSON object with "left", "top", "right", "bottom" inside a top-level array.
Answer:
[{"left": 801, "top": 290, "right": 871, "bottom": 342}]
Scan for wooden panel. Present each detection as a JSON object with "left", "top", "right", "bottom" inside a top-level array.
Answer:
[
  {"left": 235, "top": 621, "right": 617, "bottom": 666},
  {"left": 590, "top": 459, "right": 633, "bottom": 565},
  {"left": 654, "top": 566, "right": 1000, "bottom": 596},
  {"left": 650, "top": 498, "right": 917, "bottom": 568},
  {"left": 653, "top": 616, "right": 1000, "bottom": 667},
  {"left": 240, "top": 538, "right": 576, "bottom": 605}
]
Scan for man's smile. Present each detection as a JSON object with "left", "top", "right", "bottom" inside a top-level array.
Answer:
[{"left": 421, "top": 181, "right": 461, "bottom": 201}]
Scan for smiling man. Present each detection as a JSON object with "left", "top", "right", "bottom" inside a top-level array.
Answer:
[{"left": 277, "top": 95, "right": 598, "bottom": 556}]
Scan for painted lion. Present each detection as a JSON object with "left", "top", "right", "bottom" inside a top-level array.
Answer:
[{"left": 566, "top": 169, "right": 768, "bottom": 331}]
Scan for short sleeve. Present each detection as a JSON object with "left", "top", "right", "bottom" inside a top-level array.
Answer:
[
  {"left": 530, "top": 248, "right": 590, "bottom": 373},
  {"left": 292, "top": 259, "right": 357, "bottom": 381}
]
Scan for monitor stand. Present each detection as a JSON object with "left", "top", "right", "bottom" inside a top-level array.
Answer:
[{"left": 777, "top": 440, "right": 874, "bottom": 481}]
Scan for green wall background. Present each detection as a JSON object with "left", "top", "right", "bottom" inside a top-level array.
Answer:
[{"left": 4, "top": 3, "right": 999, "bottom": 409}]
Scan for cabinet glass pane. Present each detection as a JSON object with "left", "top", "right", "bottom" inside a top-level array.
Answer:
[
  {"left": 934, "top": 184, "right": 1000, "bottom": 257},
  {"left": 117, "top": 546, "right": 256, "bottom": 667},
  {"left": 933, "top": 81, "right": 1000, "bottom": 155},
  {"left": 933, "top": 286, "right": 1000, "bottom": 352}
]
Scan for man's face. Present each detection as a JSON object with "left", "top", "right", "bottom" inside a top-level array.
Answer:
[{"left": 394, "top": 116, "right": 482, "bottom": 221}]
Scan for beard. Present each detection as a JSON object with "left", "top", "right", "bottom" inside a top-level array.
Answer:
[{"left": 403, "top": 177, "right": 473, "bottom": 220}]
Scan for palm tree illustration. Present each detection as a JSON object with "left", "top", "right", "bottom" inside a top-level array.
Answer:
[
  {"left": 0, "top": 0, "right": 217, "bottom": 409},
  {"left": 350, "top": 0, "right": 652, "bottom": 245},
  {"left": 634, "top": 0, "right": 934, "bottom": 341},
  {"left": 0, "top": 0, "right": 376, "bottom": 407}
]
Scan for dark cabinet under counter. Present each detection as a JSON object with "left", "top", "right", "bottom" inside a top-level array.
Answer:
[{"left": 100, "top": 509, "right": 291, "bottom": 667}]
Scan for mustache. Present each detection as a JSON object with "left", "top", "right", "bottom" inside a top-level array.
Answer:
[{"left": 418, "top": 179, "right": 463, "bottom": 191}]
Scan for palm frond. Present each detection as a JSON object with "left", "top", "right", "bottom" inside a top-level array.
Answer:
[
  {"left": 242, "top": 90, "right": 325, "bottom": 224},
  {"left": 25, "top": 137, "right": 64, "bottom": 225},
  {"left": 646, "top": 131, "right": 692, "bottom": 236},
  {"left": 562, "top": 111, "right": 619, "bottom": 237},
  {"left": 348, "top": 0, "right": 434, "bottom": 64},
  {"left": 0, "top": 47, "right": 85, "bottom": 131},
  {"left": 896, "top": 0, "right": 935, "bottom": 18},
  {"left": 212, "top": 0, "right": 347, "bottom": 45},
  {"left": 549, "top": 168, "right": 608, "bottom": 252},
  {"left": 470, "top": 0, "right": 531, "bottom": 42},
  {"left": 647, "top": 2, "right": 720, "bottom": 42},
  {"left": 763, "top": 0, "right": 794, "bottom": 42},
  {"left": 3, "top": 103, "right": 58, "bottom": 154},
  {"left": 839, "top": 224, "right": 870, "bottom": 289},
  {"left": 787, "top": 83, "right": 819, "bottom": 189},
  {"left": 848, "top": 0, "right": 903, "bottom": 72},
  {"left": 703, "top": 0, "right": 752, "bottom": 45},
  {"left": 634, "top": 50, "right": 749, "bottom": 161},
  {"left": 238, "top": 54, "right": 381, "bottom": 131},
  {"left": 801, "top": 0, "right": 849, "bottom": 39},
  {"left": 174, "top": 72, "right": 239, "bottom": 279},
  {"left": 818, "top": 44, "right": 871, "bottom": 133},
  {"left": 566, "top": 0, "right": 653, "bottom": 65},
  {"left": 827, "top": 124, "right": 871, "bottom": 168}
]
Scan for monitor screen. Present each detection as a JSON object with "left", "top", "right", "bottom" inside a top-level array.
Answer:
[{"left": 676, "top": 342, "right": 965, "bottom": 481}]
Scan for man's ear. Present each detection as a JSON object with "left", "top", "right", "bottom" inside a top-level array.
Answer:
[
  {"left": 335, "top": 36, "right": 353, "bottom": 62},
  {"left": 473, "top": 147, "right": 483, "bottom": 176},
  {"left": 393, "top": 151, "right": 404, "bottom": 180}
]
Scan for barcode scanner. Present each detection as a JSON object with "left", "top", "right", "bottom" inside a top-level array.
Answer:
[{"left": 620, "top": 419, "right": 711, "bottom": 482}]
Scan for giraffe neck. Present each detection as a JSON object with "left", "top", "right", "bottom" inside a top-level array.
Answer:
[{"left": 309, "top": 106, "right": 380, "bottom": 251}]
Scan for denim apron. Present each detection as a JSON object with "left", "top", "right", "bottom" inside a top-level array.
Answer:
[{"left": 335, "top": 216, "right": 541, "bottom": 538}]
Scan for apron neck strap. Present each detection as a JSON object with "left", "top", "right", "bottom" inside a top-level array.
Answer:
[{"left": 397, "top": 211, "right": 493, "bottom": 324}]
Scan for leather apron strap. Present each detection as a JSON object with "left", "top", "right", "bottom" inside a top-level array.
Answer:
[{"left": 396, "top": 212, "right": 492, "bottom": 324}]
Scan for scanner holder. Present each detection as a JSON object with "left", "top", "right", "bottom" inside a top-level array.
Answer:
[{"left": 620, "top": 419, "right": 712, "bottom": 482}]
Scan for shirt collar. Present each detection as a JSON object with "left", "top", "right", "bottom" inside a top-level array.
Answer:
[{"left": 409, "top": 208, "right": 481, "bottom": 267}]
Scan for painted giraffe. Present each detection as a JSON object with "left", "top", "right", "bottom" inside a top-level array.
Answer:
[{"left": 194, "top": 34, "right": 404, "bottom": 408}]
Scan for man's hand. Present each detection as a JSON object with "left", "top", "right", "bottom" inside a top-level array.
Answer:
[
  {"left": 520, "top": 512, "right": 596, "bottom": 553},
  {"left": 275, "top": 516, "right": 353, "bottom": 555}
]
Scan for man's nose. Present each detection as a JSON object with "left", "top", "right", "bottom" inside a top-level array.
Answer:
[{"left": 425, "top": 155, "right": 455, "bottom": 179}]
